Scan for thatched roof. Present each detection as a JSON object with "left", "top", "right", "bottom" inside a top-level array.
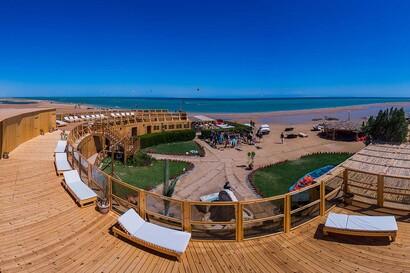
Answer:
[
  {"left": 324, "top": 120, "right": 363, "bottom": 132},
  {"left": 342, "top": 143, "right": 410, "bottom": 177}
]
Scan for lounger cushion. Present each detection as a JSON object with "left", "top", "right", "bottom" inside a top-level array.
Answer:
[
  {"left": 133, "top": 222, "right": 191, "bottom": 254},
  {"left": 325, "top": 213, "right": 348, "bottom": 229},
  {"left": 63, "top": 170, "right": 82, "bottom": 185},
  {"left": 347, "top": 215, "right": 398, "bottom": 232},
  {"left": 118, "top": 209, "right": 191, "bottom": 254},
  {"left": 67, "top": 181, "right": 97, "bottom": 201},
  {"left": 325, "top": 213, "right": 398, "bottom": 232},
  {"left": 55, "top": 153, "right": 72, "bottom": 172},
  {"left": 118, "top": 209, "right": 146, "bottom": 235},
  {"left": 54, "top": 140, "right": 67, "bottom": 153}
]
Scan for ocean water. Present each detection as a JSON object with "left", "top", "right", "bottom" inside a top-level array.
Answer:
[{"left": 27, "top": 97, "right": 410, "bottom": 113}]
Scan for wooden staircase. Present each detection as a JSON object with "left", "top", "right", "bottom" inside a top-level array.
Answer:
[{"left": 93, "top": 123, "right": 140, "bottom": 161}]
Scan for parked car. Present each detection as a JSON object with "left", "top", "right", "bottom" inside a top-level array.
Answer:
[{"left": 259, "top": 124, "right": 271, "bottom": 135}]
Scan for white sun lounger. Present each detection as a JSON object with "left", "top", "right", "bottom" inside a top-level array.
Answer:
[
  {"left": 54, "top": 153, "right": 73, "bottom": 175},
  {"left": 113, "top": 208, "right": 191, "bottom": 261},
  {"left": 56, "top": 120, "right": 67, "bottom": 127},
  {"left": 85, "top": 115, "right": 92, "bottom": 120},
  {"left": 64, "top": 116, "right": 71, "bottom": 123},
  {"left": 323, "top": 212, "right": 398, "bottom": 241},
  {"left": 54, "top": 140, "right": 67, "bottom": 153},
  {"left": 62, "top": 170, "right": 97, "bottom": 207},
  {"left": 91, "top": 114, "right": 96, "bottom": 119},
  {"left": 73, "top": 116, "right": 81, "bottom": 121}
]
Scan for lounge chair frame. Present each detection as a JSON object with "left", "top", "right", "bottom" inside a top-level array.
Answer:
[
  {"left": 112, "top": 224, "right": 184, "bottom": 261},
  {"left": 61, "top": 180, "right": 97, "bottom": 207},
  {"left": 323, "top": 225, "right": 397, "bottom": 242}
]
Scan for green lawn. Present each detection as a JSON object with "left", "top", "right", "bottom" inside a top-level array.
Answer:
[
  {"left": 101, "top": 158, "right": 190, "bottom": 190},
  {"left": 143, "top": 141, "right": 201, "bottom": 156},
  {"left": 252, "top": 153, "right": 352, "bottom": 197}
]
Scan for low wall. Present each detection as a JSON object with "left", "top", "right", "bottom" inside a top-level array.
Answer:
[{"left": 0, "top": 108, "right": 56, "bottom": 157}]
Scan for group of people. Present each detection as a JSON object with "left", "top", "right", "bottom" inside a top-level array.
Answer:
[{"left": 209, "top": 130, "right": 241, "bottom": 148}]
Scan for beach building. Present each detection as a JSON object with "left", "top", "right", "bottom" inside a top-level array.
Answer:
[{"left": 323, "top": 120, "right": 363, "bottom": 141}]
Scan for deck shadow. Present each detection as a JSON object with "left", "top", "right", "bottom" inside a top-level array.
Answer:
[{"left": 314, "top": 224, "right": 393, "bottom": 246}]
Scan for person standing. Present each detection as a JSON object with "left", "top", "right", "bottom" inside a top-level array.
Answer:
[{"left": 280, "top": 132, "right": 285, "bottom": 144}]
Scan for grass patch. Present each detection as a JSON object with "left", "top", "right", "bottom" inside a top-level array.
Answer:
[
  {"left": 143, "top": 141, "right": 202, "bottom": 156},
  {"left": 251, "top": 153, "right": 352, "bottom": 197},
  {"left": 101, "top": 158, "right": 191, "bottom": 190}
]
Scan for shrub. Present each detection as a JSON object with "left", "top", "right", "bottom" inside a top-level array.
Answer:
[
  {"left": 362, "top": 107, "right": 408, "bottom": 143},
  {"left": 139, "top": 129, "right": 195, "bottom": 148},
  {"left": 127, "top": 151, "right": 154, "bottom": 166}
]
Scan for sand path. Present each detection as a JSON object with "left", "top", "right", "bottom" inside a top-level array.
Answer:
[{"left": 151, "top": 122, "right": 365, "bottom": 201}]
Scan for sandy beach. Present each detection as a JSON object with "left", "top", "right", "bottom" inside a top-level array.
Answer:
[{"left": 2, "top": 97, "right": 410, "bottom": 125}]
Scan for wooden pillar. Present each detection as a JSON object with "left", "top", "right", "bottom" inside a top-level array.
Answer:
[
  {"left": 236, "top": 202, "right": 244, "bottom": 241},
  {"left": 87, "top": 162, "right": 92, "bottom": 186},
  {"left": 284, "top": 194, "right": 291, "bottom": 233},
  {"left": 343, "top": 169, "right": 349, "bottom": 194},
  {"left": 377, "top": 174, "right": 384, "bottom": 207},
  {"left": 320, "top": 180, "right": 326, "bottom": 216},
  {"left": 123, "top": 142, "right": 127, "bottom": 165},
  {"left": 111, "top": 146, "right": 115, "bottom": 176},
  {"left": 182, "top": 201, "right": 191, "bottom": 232},
  {"left": 138, "top": 190, "right": 146, "bottom": 219},
  {"left": 108, "top": 176, "right": 113, "bottom": 211}
]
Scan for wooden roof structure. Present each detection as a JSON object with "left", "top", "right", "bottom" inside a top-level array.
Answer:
[
  {"left": 324, "top": 120, "right": 363, "bottom": 132},
  {"left": 343, "top": 143, "right": 410, "bottom": 177}
]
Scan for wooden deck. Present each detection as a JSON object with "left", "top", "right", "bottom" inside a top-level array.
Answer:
[{"left": 1, "top": 131, "right": 410, "bottom": 273}]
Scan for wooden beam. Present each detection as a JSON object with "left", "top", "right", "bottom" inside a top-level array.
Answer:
[
  {"left": 343, "top": 169, "right": 349, "bottom": 194},
  {"left": 138, "top": 191, "right": 146, "bottom": 219},
  {"left": 320, "top": 181, "right": 326, "bottom": 216},
  {"left": 182, "top": 201, "right": 191, "bottom": 233},
  {"left": 377, "top": 174, "right": 384, "bottom": 207},
  {"left": 236, "top": 203, "right": 244, "bottom": 241},
  {"left": 284, "top": 195, "right": 291, "bottom": 233}
]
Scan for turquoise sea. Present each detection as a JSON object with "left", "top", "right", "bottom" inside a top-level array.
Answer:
[{"left": 27, "top": 97, "right": 410, "bottom": 114}]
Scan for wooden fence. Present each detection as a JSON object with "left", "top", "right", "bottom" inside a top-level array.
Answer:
[{"left": 67, "top": 123, "right": 348, "bottom": 241}]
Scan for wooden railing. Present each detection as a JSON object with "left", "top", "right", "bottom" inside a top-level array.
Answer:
[
  {"left": 67, "top": 124, "right": 350, "bottom": 241},
  {"left": 342, "top": 168, "right": 410, "bottom": 210},
  {"left": 58, "top": 109, "right": 189, "bottom": 126}
]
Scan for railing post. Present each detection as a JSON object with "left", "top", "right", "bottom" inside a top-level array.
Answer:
[
  {"left": 284, "top": 194, "right": 291, "bottom": 233},
  {"left": 236, "top": 202, "right": 244, "bottom": 241},
  {"left": 78, "top": 157, "right": 82, "bottom": 178},
  {"left": 377, "top": 174, "right": 384, "bottom": 207},
  {"left": 343, "top": 168, "right": 349, "bottom": 194},
  {"left": 108, "top": 176, "right": 113, "bottom": 211},
  {"left": 320, "top": 181, "right": 326, "bottom": 216},
  {"left": 182, "top": 201, "right": 191, "bottom": 232},
  {"left": 139, "top": 190, "right": 146, "bottom": 219},
  {"left": 87, "top": 162, "right": 92, "bottom": 186}
]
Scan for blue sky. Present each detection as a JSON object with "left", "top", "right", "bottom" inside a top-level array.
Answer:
[{"left": 0, "top": 0, "right": 409, "bottom": 98}]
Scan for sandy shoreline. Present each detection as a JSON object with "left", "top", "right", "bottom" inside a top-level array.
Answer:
[{"left": 1, "top": 97, "right": 409, "bottom": 125}]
